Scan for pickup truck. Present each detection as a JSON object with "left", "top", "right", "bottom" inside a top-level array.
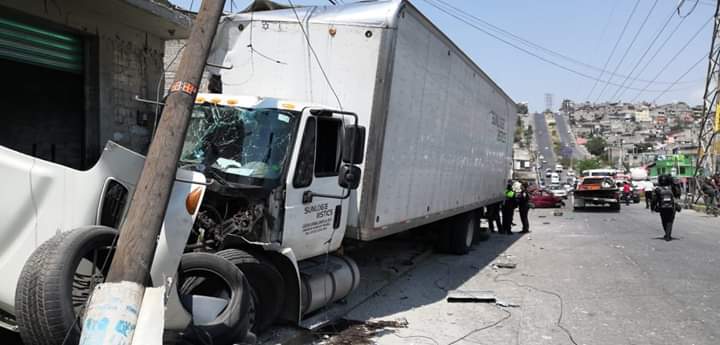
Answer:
[{"left": 572, "top": 177, "right": 620, "bottom": 211}]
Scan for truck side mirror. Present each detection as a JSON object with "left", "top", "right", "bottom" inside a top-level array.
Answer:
[
  {"left": 338, "top": 164, "right": 361, "bottom": 190},
  {"left": 342, "top": 126, "right": 366, "bottom": 164}
]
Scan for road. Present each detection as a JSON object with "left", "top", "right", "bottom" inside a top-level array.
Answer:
[
  {"left": 332, "top": 204, "right": 720, "bottom": 345},
  {"left": 533, "top": 113, "right": 556, "bottom": 182},
  {"left": 554, "top": 112, "right": 584, "bottom": 160}
]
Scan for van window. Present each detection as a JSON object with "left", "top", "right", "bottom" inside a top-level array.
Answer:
[
  {"left": 315, "top": 118, "right": 342, "bottom": 177},
  {"left": 293, "top": 118, "right": 316, "bottom": 188}
]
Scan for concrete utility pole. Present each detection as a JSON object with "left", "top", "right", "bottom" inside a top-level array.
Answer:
[{"left": 80, "top": 1, "right": 225, "bottom": 344}]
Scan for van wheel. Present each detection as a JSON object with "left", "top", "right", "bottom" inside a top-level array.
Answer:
[
  {"left": 216, "top": 249, "right": 284, "bottom": 332},
  {"left": 178, "top": 253, "right": 254, "bottom": 345},
  {"left": 15, "top": 226, "right": 118, "bottom": 345},
  {"left": 449, "top": 213, "right": 475, "bottom": 255}
]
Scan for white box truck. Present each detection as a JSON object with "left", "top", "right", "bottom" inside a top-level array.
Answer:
[{"left": 2, "top": 1, "right": 516, "bottom": 344}]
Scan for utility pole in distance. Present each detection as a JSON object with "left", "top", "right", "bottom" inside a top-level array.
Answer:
[{"left": 80, "top": 1, "right": 226, "bottom": 344}]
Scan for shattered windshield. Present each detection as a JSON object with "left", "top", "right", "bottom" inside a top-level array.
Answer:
[{"left": 180, "top": 104, "right": 298, "bottom": 181}]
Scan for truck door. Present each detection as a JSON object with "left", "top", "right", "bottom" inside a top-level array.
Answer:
[{"left": 283, "top": 113, "right": 348, "bottom": 261}]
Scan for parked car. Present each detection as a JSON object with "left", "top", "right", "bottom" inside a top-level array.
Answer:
[
  {"left": 555, "top": 164, "right": 563, "bottom": 172},
  {"left": 530, "top": 189, "right": 564, "bottom": 208}
]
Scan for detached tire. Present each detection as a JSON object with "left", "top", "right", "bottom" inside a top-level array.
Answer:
[
  {"left": 216, "top": 249, "right": 285, "bottom": 332},
  {"left": 16, "top": 226, "right": 118, "bottom": 345},
  {"left": 178, "top": 253, "right": 254, "bottom": 345}
]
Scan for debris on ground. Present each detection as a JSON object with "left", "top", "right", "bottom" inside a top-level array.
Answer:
[
  {"left": 314, "top": 319, "right": 408, "bottom": 345},
  {"left": 493, "top": 262, "right": 517, "bottom": 269},
  {"left": 495, "top": 300, "right": 521, "bottom": 308},
  {"left": 553, "top": 210, "right": 563, "bottom": 216},
  {"left": 446, "top": 290, "right": 496, "bottom": 303},
  {"left": 542, "top": 222, "right": 551, "bottom": 225}
]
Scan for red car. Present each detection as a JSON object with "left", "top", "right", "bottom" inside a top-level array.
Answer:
[{"left": 530, "top": 189, "right": 564, "bottom": 208}]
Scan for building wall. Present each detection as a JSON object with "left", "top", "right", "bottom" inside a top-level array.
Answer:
[
  {"left": 164, "top": 39, "right": 210, "bottom": 95},
  {"left": 2, "top": 0, "right": 167, "bottom": 160}
]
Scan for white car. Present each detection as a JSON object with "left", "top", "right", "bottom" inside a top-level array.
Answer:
[
  {"left": 567, "top": 169, "right": 576, "bottom": 176},
  {"left": 549, "top": 186, "right": 568, "bottom": 198},
  {"left": 555, "top": 164, "right": 563, "bottom": 172}
]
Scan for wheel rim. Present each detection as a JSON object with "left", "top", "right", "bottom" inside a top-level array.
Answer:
[
  {"left": 72, "top": 246, "right": 114, "bottom": 315},
  {"left": 465, "top": 221, "right": 474, "bottom": 247}
]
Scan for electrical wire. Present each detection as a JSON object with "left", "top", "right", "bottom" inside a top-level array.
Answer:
[
  {"left": 677, "top": 0, "right": 700, "bottom": 17},
  {"left": 287, "top": 0, "right": 343, "bottom": 109},
  {"left": 446, "top": 306, "right": 513, "bottom": 345},
  {"left": 595, "top": 0, "right": 660, "bottom": 102},
  {"left": 652, "top": 52, "right": 707, "bottom": 102},
  {"left": 494, "top": 273, "right": 580, "bottom": 345},
  {"left": 630, "top": 16, "right": 714, "bottom": 102},
  {"left": 586, "top": 0, "right": 642, "bottom": 100},
  {"left": 608, "top": 7, "right": 677, "bottom": 101},
  {"left": 615, "top": 10, "right": 691, "bottom": 100},
  {"left": 420, "top": 0, "right": 690, "bottom": 93},
  {"left": 430, "top": 0, "right": 692, "bottom": 85}
]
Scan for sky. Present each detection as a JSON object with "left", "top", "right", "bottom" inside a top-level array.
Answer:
[{"left": 169, "top": 0, "right": 714, "bottom": 113}]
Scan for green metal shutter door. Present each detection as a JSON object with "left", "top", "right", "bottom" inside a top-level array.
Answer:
[{"left": 0, "top": 17, "right": 83, "bottom": 73}]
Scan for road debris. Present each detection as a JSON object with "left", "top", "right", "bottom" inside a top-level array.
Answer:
[
  {"left": 314, "top": 319, "right": 408, "bottom": 345},
  {"left": 495, "top": 300, "right": 521, "bottom": 308},
  {"left": 493, "top": 262, "right": 517, "bottom": 269},
  {"left": 553, "top": 210, "right": 564, "bottom": 216},
  {"left": 446, "top": 290, "right": 496, "bottom": 303}
]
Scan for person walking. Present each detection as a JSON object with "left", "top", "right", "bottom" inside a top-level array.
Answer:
[
  {"left": 501, "top": 180, "right": 517, "bottom": 235},
  {"left": 485, "top": 202, "right": 502, "bottom": 232},
  {"left": 644, "top": 178, "right": 653, "bottom": 209},
  {"left": 517, "top": 182, "right": 531, "bottom": 233},
  {"left": 652, "top": 174, "right": 681, "bottom": 241},
  {"left": 622, "top": 181, "right": 632, "bottom": 206}
]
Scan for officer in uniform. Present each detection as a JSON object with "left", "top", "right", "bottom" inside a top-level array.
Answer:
[
  {"left": 652, "top": 174, "right": 681, "bottom": 241},
  {"left": 485, "top": 202, "right": 503, "bottom": 232},
  {"left": 501, "top": 180, "right": 517, "bottom": 235},
  {"left": 517, "top": 182, "right": 531, "bottom": 233}
]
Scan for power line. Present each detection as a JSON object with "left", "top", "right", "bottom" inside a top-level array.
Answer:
[
  {"left": 630, "top": 15, "right": 714, "bottom": 102},
  {"left": 287, "top": 0, "right": 343, "bottom": 109},
  {"left": 431, "top": 0, "right": 693, "bottom": 85},
  {"left": 608, "top": 8, "right": 677, "bottom": 101},
  {"left": 615, "top": 10, "right": 690, "bottom": 100},
  {"left": 420, "top": 0, "right": 693, "bottom": 93},
  {"left": 586, "top": 0, "right": 642, "bottom": 100},
  {"left": 652, "top": 53, "right": 707, "bottom": 103},
  {"left": 595, "top": 0, "right": 660, "bottom": 102}
]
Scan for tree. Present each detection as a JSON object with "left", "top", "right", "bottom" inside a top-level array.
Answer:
[
  {"left": 575, "top": 158, "right": 602, "bottom": 173},
  {"left": 517, "top": 102, "right": 528, "bottom": 114},
  {"left": 514, "top": 117, "right": 524, "bottom": 146},
  {"left": 523, "top": 125, "right": 533, "bottom": 147},
  {"left": 586, "top": 137, "right": 607, "bottom": 157}
]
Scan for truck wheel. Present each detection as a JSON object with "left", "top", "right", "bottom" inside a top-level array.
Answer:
[
  {"left": 178, "top": 253, "right": 254, "bottom": 345},
  {"left": 611, "top": 204, "right": 621, "bottom": 212},
  {"left": 216, "top": 249, "right": 285, "bottom": 332},
  {"left": 473, "top": 211, "right": 490, "bottom": 244},
  {"left": 449, "top": 213, "right": 475, "bottom": 255},
  {"left": 15, "top": 226, "right": 118, "bottom": 345}
]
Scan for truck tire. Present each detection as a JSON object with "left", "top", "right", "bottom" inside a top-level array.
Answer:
[
  {"left": 216, "top": 249, "right": 285, "bottom": 332},
  {"left": 15, "top": 226, "right": 118, "bottom": 345},
  {"left": 611, "top": 203, "right": 621, "bottom": 212},
  {"left": 449, "top": 213, "right": 475, "bottom": 255},
  {"left": 178, "top": 253, "right": 255, "bottom": 345}
]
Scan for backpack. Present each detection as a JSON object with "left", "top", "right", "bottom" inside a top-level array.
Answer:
[{"left": 656, "top": 186, "right": 675, "bottom": 210}]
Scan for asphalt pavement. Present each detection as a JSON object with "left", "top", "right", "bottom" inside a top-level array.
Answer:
[
  {"left": 554, "top": 113, "right": 584, "bottom": 160},
  {"left": 339, "top": 204, "right": 720, "bottom": 345}
]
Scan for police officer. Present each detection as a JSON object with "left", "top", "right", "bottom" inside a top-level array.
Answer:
[
  {"left": 517, "top": 182, "right": 531, "bottom": 233},
  {"left": 652, "top": 174, "right": 681, "bottom": 241},
  {"left": 501, "top": 180, "right": 517, "bottom": 235},
  {"left": 485, "top": 202, "right": 503, "bottom": 232}
]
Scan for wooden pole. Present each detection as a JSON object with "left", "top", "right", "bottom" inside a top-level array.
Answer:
[{"left": 106, "top": 0, "right": 226, "bottom": 284}]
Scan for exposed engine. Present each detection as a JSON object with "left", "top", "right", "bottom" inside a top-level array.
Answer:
[{"left": 188, "top": 193, "right": 268, "bottom": 250}]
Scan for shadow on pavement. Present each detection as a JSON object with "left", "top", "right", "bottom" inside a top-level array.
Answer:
[{"left": 339, "top": 220, "right": 525, "bottom": 323}]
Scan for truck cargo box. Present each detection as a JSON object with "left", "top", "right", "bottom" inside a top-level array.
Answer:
[{"left": 208, "top": 0, "right": 516, "bottom": 241}]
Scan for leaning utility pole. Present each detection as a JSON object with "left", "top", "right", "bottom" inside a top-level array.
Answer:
[
  {"left": 80, "top": 1, "right": 225, "bottom": 344},
  {"left": 692, "top": 0, "right": 720, "bottom": 198}
]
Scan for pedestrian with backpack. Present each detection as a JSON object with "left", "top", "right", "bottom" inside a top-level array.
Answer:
[{"left": 652, "top": 174, "right": 681, "bottom": 241}]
